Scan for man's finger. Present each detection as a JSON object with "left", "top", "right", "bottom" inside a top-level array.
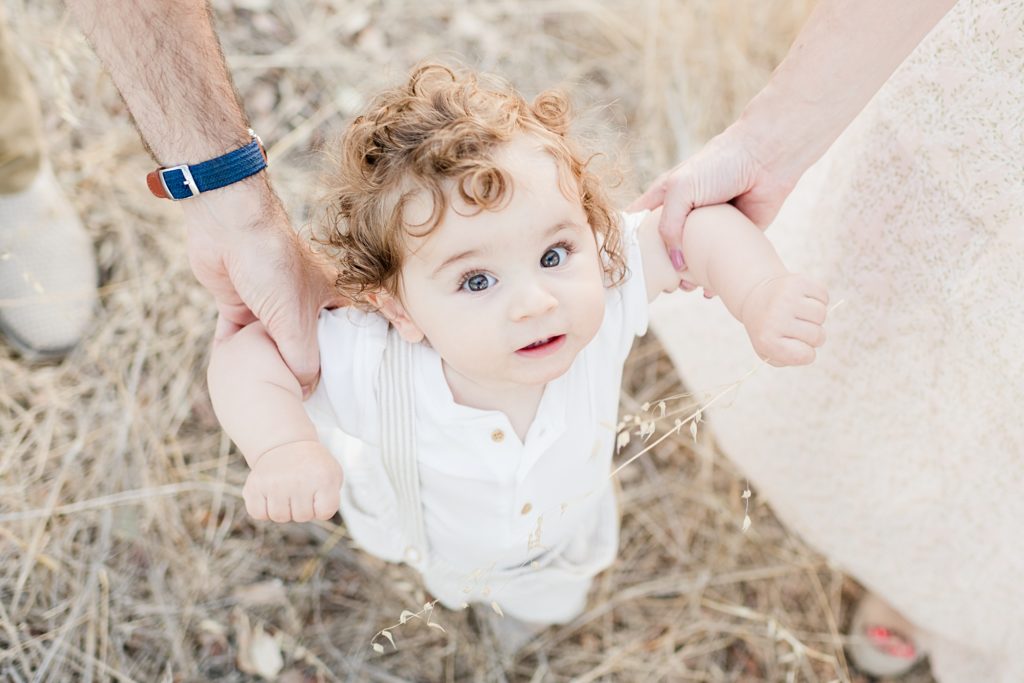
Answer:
[
  {"left": 212, "top": 313, "right": 244, "bottom": 347},
  {"left": 269, "top": 308, "right": 321, "bottom": 390},
  {"left": 214, "top": 301, "right": 256, "bottom": 342}
]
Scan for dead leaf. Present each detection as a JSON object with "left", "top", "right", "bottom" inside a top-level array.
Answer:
[
  {"left": 616, "top": 429, "right": 630, "bottom": 452},
  {"left": 640, "top": 421, "right": 656, "bottom": 441},
  {"left": 380, "top": 630, "right": 395, "bottom": 649},
  {"left": 236, "top": 620, "right": 283, "bottom": 681}
]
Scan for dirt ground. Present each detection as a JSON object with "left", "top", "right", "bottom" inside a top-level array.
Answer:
[{"left": 0, "top": 0, "right": 937, "bottom": 681}]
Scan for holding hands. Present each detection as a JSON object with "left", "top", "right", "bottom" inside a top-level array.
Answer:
[
  {"left": 631, "top": 120, "right": 831, "bottom": 368},
  {"left": 207, "top": 322, "right": 344, "bottom": 524},
  {"left": 629, "top": 125, "right": 800, "bottom": 251},
  {"left": 634, "top": 147, "right": 830, "bottom": 368}
]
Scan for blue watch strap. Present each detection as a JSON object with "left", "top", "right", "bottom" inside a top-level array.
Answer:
[{"left": 148, "top": 130, "right": 268, "bottom": 200}]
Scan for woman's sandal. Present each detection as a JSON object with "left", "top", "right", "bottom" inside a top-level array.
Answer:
[{"left": 847, "top": 592, "right": 926, "bottom": 677}]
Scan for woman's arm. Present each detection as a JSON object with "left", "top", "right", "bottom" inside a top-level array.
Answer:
[
  {"left": 739, "top": 0, "right": 958, "bottom": 192},
  {"left": 639, "top": 205, "right": 829, "bottom": 366},
  {"left": 207, "top": 322, "right": 342, "bottom": 522},
  {"left": 634, "top": 0, "right": 958, "bottom": 250}
]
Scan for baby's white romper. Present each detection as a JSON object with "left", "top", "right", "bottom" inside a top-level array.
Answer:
[{"left": 305, "top": 211, "right": 650, "bottom": 624}]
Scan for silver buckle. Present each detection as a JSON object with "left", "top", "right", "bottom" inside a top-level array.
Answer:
[{"left": 159, "top": 164, "right": 200, "bottom": 200}]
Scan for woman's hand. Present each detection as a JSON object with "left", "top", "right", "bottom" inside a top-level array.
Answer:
[
  {"left": 739, "top": 274, "right": 829, "bottom": 367},
  {"left": 628, "top": 124, "right": 800, "bottom": 271},
  {"left": 243, "top": 440, "right": 343, "bottom": 523},
  {"left": 631, "top": 0, "right": 957, "bottom": 271}
]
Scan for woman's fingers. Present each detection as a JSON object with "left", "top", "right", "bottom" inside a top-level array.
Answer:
[{"left": 657, "top": 171, "right": 696, "bottom": 257}]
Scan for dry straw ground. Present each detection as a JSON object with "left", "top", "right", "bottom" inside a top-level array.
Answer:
[{"left": 1, "top": 1, "right": 936, "bottom": 681}]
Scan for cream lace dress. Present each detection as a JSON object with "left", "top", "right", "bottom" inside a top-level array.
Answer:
[{"left": 649, "top": 1, "right": 1024, "bottom": 680}]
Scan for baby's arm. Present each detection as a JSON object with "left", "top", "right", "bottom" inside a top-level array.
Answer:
[
  {"left": 207, "top": 322, "right": 342, "bottom": 522},
  {"left": 638, "top": 204, "right": 829, "bottom": 365}
]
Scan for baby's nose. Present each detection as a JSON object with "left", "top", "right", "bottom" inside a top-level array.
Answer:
[{"left": 509, "top": 282, "right": 558, "bottom": 321}]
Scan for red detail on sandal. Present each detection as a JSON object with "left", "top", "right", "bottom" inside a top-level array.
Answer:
[{"left": 866, "top": 625, "right": 919, "bottom": 659}]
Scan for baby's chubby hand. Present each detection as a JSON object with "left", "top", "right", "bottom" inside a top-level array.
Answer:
[
  {"left": 243, "top": 440, "right": 343, "bottom": 523},
  {"left": 740, "top": 274, "right": 829, "bottom": 366}
]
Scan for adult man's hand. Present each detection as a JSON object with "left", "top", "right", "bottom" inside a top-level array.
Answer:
[
  {"left": 68, "top": 0, "right": 334, "bottom": 388},
  {"left": 182, "top": 175, "right": 334, "bottom": 391}
]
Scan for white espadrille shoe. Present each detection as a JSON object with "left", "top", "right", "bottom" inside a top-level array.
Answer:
[
  {"left": 847, "top": 592, "right": 927, "bottom": 678},
  {"left": 0, "top": 164, "right": 97, "bottom": 359}
]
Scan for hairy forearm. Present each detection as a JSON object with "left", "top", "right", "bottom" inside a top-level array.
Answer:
[
  {"left": 738, "top": 0, "right": 957, "bottom": 184},
  {"left": 67, "top": 0, "right": 251, "bottom": 164},
  {"left": 681, "top": 204, "right": 787, "bottom": 321},
  {"left": 207, "top": 323, "right": 319, "bottom": 468}
]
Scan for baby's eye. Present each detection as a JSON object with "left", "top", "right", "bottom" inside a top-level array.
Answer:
[
  {"left": 541, "top": 245, "right": 569, "bottom": 268},
  {"left": 460, "top": 272, "right": 497, "bottom": 292}
]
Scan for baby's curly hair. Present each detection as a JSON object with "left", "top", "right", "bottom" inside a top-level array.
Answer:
[{"left": 313, "top": 62, "right": 625, "bottom": 308}]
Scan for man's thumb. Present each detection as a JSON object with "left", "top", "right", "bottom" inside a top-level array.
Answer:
[{"left": 269, "top": 312, "right": 321, "bottom": 393}]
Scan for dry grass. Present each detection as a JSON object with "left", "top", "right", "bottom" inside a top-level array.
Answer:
[{"left": 0, "top": 0, "right": 937, "bottom": 681}]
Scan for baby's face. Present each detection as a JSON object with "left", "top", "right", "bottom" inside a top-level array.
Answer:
[{"left": 390, "top": 135, "right": 606, "bottom": 392}]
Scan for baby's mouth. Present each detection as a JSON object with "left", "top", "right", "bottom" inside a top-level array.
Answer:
[{"left": 517, "top": 334, "right": 566, "bottom": 352}]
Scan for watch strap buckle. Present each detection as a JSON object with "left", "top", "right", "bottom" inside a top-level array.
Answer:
[
  {"left": 146, "top": 130, "right": 267, "bottom": 201},
  {"left": 157, "top": 164, "right": 200, "bottom": 200}
]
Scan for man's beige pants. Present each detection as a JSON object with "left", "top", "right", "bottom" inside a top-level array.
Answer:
[{"left": 0, "top": 16, "right": 43, "bottom": 195}]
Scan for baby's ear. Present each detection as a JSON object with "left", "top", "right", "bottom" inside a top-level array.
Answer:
[{"left": 369, "top": 291, "right": 425, "bottom": 344}]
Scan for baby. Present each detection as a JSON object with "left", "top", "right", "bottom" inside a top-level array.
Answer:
[{"left": 207, "top": 64, "right": 828, "bottom": 637}]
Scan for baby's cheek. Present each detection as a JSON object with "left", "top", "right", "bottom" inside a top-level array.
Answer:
[{"left": 577, "top": 282, "right": 607, "bottom": 340}]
